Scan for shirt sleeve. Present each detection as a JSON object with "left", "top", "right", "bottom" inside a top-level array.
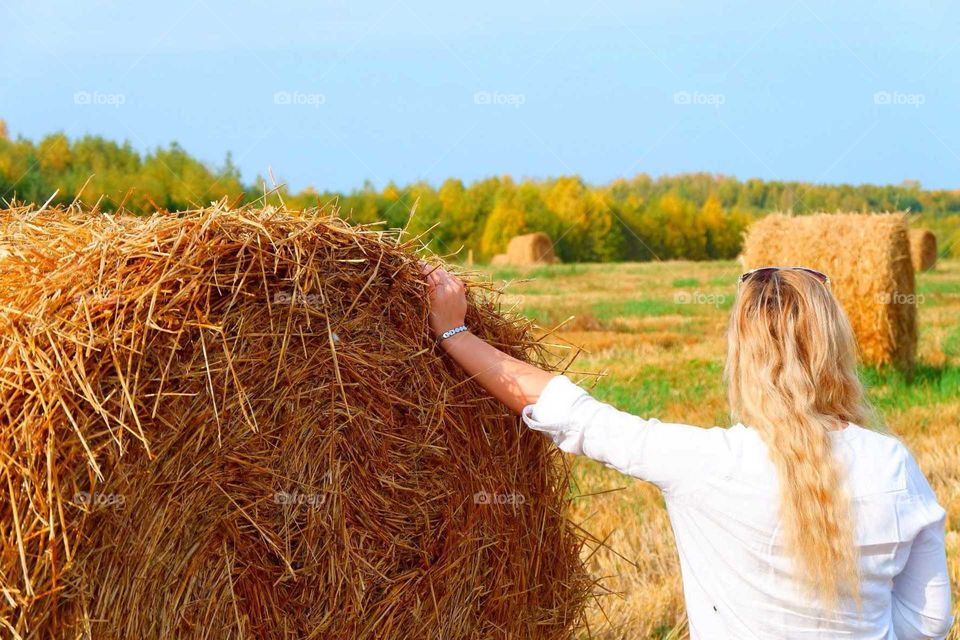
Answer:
[
  {"left": 521, "top": 375, "right": 728, "bottom": 493},
  {"left": 891, "top": 451, "right": 954, "bottom": 640}
]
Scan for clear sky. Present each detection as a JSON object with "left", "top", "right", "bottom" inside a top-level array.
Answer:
[{"left": 1, "top": 1, "right": 957, "bottom": 192}]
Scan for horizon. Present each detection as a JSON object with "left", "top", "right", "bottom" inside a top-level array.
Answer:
[{"left": 0, "top": 128, "right": 951, "bottom": 197}]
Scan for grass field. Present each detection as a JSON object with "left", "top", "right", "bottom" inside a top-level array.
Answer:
[{"left": 482, "top": 259, "right": 960, "bottom": 639}]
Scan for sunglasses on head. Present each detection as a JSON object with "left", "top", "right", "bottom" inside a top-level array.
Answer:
[{"left": 737, "top": 266, "right": 830, "bottom": 288}]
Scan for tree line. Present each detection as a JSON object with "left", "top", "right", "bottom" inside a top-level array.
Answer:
[{"left": 1, "top": 129, "right": 957, "bottom": 261}]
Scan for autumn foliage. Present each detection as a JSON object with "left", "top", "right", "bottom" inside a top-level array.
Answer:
[{"left": 2, "top": 131, "right": 959, "bottom": 262}]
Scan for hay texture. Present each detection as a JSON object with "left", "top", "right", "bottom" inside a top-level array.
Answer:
[
  {"left": 741, "top": 213, "right": 917, "bottom": 369},
  {"left": 909, "top": 228, "right": 937, "bottom": 272},
  {"left": 504, "top": 233, "right": 559, "bottom": 266},
  {"left": 0, "top": 204, "right": 590, "bottom": 639}
]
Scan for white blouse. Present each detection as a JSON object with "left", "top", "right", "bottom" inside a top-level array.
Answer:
[{"left": 522, "top": 375, "right": 954, "bottom": 640}]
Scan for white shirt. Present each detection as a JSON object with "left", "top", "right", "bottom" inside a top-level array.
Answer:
[{"left": 522, "top": 375, "right": 954, "bottom": 640}]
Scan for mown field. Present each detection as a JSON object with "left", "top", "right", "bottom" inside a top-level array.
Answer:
[{"left": 481, "top": 259, "right": 960, "bottom": 640}]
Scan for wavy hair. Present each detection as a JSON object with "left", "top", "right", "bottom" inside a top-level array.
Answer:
[{"left": 725, "top": 268, "right": 879, "bottom": 607}]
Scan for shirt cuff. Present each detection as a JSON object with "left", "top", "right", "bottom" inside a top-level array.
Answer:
[{"left": 521, "top": 375, "right": 590, "bottom": 453}]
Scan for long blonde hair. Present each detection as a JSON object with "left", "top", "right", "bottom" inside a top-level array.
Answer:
[{"left": 725, "top": 268, "right": 878, "bottom": 606}]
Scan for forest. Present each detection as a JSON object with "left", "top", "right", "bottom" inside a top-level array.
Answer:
[{"left": 2, "top": 127, "right": 958, "bottom": 261}]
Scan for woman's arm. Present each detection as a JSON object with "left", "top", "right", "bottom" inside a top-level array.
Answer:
[
  {"left": 423, "top": 263, "right": 723, "bottom": 494},
  {"left": 891, "top": 518, "right": 954, "bottom": 639},
  {"left": 891, "top": 454, "right": 954, "bottom": 639},
  {"left": 423, "top": 264, "right": 555, "bottom": 413}
]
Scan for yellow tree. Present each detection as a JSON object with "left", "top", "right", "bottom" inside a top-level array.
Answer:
[
  {"left": 587, "top": 190, "right": 624, "bottom": 261},
  {"left": 479, "top": 200, "right": 528, "bottom": 258},
  {"left": 38, "top": 133, "right": 72, "bottom": 174},
  {"left": 438, "top": 178, "right": 481, "bottom": 251},
  {"left": 702, "top": 193, "right": 750, "bottom": 258},
  {"left": 382, "top": 183, "right": 402, "bottom": 202},
  {"left": 545, "top": 177, "right": 623, "bottom": 261},
  {"left": 658, "top": 194, "right": 707, "bottom": 259},
  {"left": 545, "top": 177, "right": 591, "bottom": 260}
]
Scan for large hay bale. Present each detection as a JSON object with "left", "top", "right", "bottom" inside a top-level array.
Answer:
[
  {"left": 505, "top": 232, "right": 559, "bottom": 266},
  {"left": 741, "top": 213, "right": 917, "bottom": 369},
  {"left": 909, "top": 228, "right": 937, "bottom": 271},
  {"left": 0, "top": 204, "right": 589, "bottom": 639}
]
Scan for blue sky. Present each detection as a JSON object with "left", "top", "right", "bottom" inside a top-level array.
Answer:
[{"left": 1, "top": 1, "right": 958, "bottom": 192}]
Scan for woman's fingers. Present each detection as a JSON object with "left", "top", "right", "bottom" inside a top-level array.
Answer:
[
  {"left": 421, "top": 262, "right": 442, "bottom": 284},
  {"left": 421, "top": 263, "right": 465, "bottom": 302},
  {"left": 421, "top": 262, "right": 443, "bottom": 280},
  {"left": 423, "top": 264, "right": 442, "bottom": 292},
  {"left": 420, "top": 262, "right": 469, "bottom": 337}
]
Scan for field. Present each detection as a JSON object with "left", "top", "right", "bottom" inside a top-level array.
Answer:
[{"left": 481, "top": 259, "right": 960, "bottom": 639}]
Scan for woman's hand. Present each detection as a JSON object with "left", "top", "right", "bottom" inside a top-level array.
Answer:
[
  {"left": 422, "top": 263, "right": 468, "bottom": 339},
  {"left": 421, "top": 261, "right": 555, "bottom": 414}
]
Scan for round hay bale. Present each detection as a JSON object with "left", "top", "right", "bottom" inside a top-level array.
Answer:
[
  {"left": 0, "top": 205, "right": 590, "bottom": 639},
  {"left": 505, "top": 232, "right": 559, "bottom": 266},
  {"left": 909, "top": 228, "right": 937, "bottom": 271},
  {"left": 741, "top": 213, "right": 917, "bottom": 369}
]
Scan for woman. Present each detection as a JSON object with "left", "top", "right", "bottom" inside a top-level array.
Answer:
[{"left": 423, "top": 264, "right": 954, "bottom": 639}]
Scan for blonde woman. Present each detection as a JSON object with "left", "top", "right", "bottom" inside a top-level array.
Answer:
[{"left": 423, "top": 264, "right": 954, "bottom": 639}]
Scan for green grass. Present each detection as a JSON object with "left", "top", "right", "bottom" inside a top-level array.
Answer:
[
  {"left": 944, "top": 324, "right": 960, "bottom": 357},
  {"left": 516, "top": 306, "right": 553, "bottom": 325},
  {"left": 488, "top": 266, "right": 521, "bottom": 281},
  {"left": 861, "top": 364, "right": 960, "bottom": 410},
  {"left": 590, "top": 360, "right": 725, "bottom": 417},
  {"left": 709, "top": 275, "right": 737, "bottom": 286},
  {"left": 591, "top": 298, "right": 691, "bottom": 320},
  {"left": 916, "top": 279, "right": 960, "bottom": 295},
  {"left": 489, "top": 263, "right": 587, "bottom": 282}
]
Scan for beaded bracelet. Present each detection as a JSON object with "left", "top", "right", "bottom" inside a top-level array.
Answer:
[{"left": 439, "top": 324, "right": 469, "bottom": 341}]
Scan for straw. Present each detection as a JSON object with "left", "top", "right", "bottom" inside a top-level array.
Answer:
[
  {"left": 0, "top": 203, "right": 590, "bottom": 639},
  {"left": 909, "top": 228, "right": 937, "bottom": 272},
  {"left": 742, "top": 212, "right": 917, "bottom": 369}
]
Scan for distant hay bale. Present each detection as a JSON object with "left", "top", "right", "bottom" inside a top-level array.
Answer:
[
  {"left": 0, "top": 204, "right": 589, "bottom": 639},
  {"left": 490, "top": 253, "right": 510, "bottom": 266},
  {"left": 505, "top": 232, "right": 559, "bottom": 266},
  {"left": 909, "top": 228, "right": 937, "bottom": 271},
  {"left": 741, "top": 213, "right": 917, "bottom": 369}
]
